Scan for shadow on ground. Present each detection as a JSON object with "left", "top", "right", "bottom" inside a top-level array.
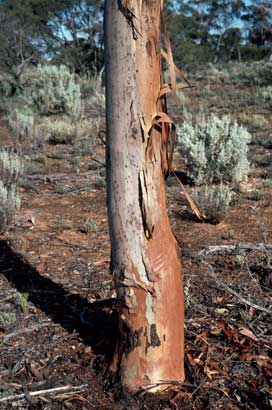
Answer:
[{"left": 0, "top": 240, "right": 118, "bottom": 359}]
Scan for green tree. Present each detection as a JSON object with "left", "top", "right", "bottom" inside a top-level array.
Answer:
[
  {"left": 242, "top": 1, "right": 272, "bottom": 48},
  {"left": 0, "top": 0, "right": 104, "bottom": 93}
]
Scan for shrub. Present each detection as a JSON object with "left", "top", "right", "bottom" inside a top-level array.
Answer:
[
  {"left": 80, "top": 219, "right": 97, "bottom": 234},
  {"left": 194, "top": 184, "right": 232, "bottom": 224},
  {"left": 0, "top": 149, "right": 24, "bottom": 185},
  {"left": 89, "top": 88, "right": 105, "bottom": 115},
  {"left": 206, "top": 63, "right": 230, "bottom": 83},
  {"left": 81, "top": 69, "right": 105, "bottom": 116},
  {"left": 193, "top": 61, "right": 272, "bottom": 87},
  {"left": 177, "top": 112, "right": 251, "bottom": 185},
  {"left": 0, "top": 149, "right": 23, "bottom": 233},
  {"left": 7, "top": 108, "right": 35, "bottom": 141},
  {"left": 17, "top": 292, "right": 28, "bottom": 315},
  {"left": 0, "top": 182, "right": 21, "bottom": 233},
  {"left": 39, "top": 118, "right": 77, "bottom": 144},
  {"left": 79, "top": 75, "right": 100, "bottom": 99},
  {"left": 260, "top": 86, "right": 272, "bottom": 109},
  {"left": 177, "top": 89, "right": 190, "bottom": 107},
  {"left": 0, "top": 74, "right": 12, "bottom": 97},
  {"left": 29, "top": 65, "right": 81, "bottom": 119},
  {"left": 0, "top": 311, "right": 18, "bottom": 330},
  {"left": 238, "top": 61, "right": 272, "bottom": 86},
  {"left": 238, "top": 113, "right": 269, "bottom": 131}
]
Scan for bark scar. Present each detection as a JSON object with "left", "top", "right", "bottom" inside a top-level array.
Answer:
[
  {"left": 138, "top": 171, "right": 154, "bottom": 240},
  {"left": 122, "top": 278, "right": 156, "bottom": 296},
  {"left": 117, "top": 0, "right": 141, "bottom": 40}
]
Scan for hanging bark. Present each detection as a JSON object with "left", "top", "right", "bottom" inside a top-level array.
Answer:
[{"left": 105, "top": 0, "right": 184, "bottom": 392}]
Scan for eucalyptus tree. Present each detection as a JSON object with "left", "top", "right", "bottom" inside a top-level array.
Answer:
[{"left": 105, "top": 0, "right": 185, "bottom": 392}]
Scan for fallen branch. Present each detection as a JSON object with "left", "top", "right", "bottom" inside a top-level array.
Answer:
[
  {"left": 191, "top": 243, "right": 272, "bottom": 259},
  {"left": 0, "top": 384, "right": 88, "bottom": 403},
  {"left": 2, "top": 323, "right": 52, "bottom": 343},
  {"left": 206, "top": 263, "right": 272, "bottom": 315}
]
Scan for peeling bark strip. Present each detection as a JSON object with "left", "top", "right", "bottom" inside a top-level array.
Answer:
[{"left": 105, "top": 0, "right": 184, "bottom": 391}]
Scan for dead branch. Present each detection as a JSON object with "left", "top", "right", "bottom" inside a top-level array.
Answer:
[
  {"left": 2, "top": 323, "right": 52, "bottom": 343},
  {"left": 206, "top": 263, "right": 272, "bottom": 315},
  {"left": 0, "top": 384, "right": 88, "bottom": 403},
  {"left": 191, "top": 243, "right": 272, "bottom": 259}
]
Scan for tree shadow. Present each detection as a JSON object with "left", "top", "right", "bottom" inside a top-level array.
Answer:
[
  {"left": 172, "top": 209, "right": 203, "bottom": 223},
  {"left": 0, "top": 240, "right": 118, "bottom": 359},
  {"left": 170, "top": 170, "right": 192, "bottom": 185}
]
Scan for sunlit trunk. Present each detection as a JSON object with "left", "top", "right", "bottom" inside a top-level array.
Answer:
[{"left": 105, "top": 0, "right": 184, "bottom": 392}]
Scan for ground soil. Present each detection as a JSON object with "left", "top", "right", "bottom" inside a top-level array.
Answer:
[{"left": 0, "top": 82, "right": 271, "bottom": 410}]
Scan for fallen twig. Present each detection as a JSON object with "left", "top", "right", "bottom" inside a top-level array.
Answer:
[
  {"left": 206, "top": 263, "right": 272, "bottom": 315},
  {"left": 191, "top": 243, "right": 272, "bottom": 259},
  {"left": 0, "top": 384, "right": 88, "bottom": 403},
  {"left": 2, "top": 323, "right": 52, "bottom": 343}
]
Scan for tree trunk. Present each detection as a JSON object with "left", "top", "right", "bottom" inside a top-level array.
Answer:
[{"left": 105, "top": 0, "right": 184, "bottom": 392}]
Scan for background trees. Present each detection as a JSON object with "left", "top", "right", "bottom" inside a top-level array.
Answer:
[{"left": 0, "top": 0, "right": 271, "bottom": 90}]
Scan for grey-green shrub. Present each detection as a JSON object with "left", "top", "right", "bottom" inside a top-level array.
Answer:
[
  {"left": 39, "top": 118, "right": 77, "bottom": 144},
  {"left": 7, "top": 108, "right": 35, "bottom": 141},
  {"left": 79, "top": 75, "right": 99, "bottom": 99},
  {"left": 89, "top": 89, "right": 105, "bottom": 114},
  {"left": 260, "top": 86, "right": 272, "bottom": 109},
  {"left": 194, "top": 184, "right": 232, "bottom": 224},
  {"left": 196, "top": 61, "right": 272, "bottom": 86},
  {"left": 238, "top": 113, "right": 269, "bottom": 131},
  {"left": 82, "top": 69, "right": 105, "bottom": 115},
  {"left": 0, "top": 149, "right": 24, "bottom": 185},
  {"left": 177, "top": 112, "right": 251, "bottom": 185},
  {"left": 0, "top": 182, "right": 21, "bottom": 233},
  {"left": 235, "top": 61, "right": 272, "bottom": 86},
  {"left": 0, "top": 311, "right": 18, "bottom": 330},
  {"left": 0, "top": 150, "right": 23, "bottom": 233},
  {"left": 0, "top": 74, "right": 12, "bottom": 97},
  {"left": 29, "top": 64, "right": 81, "bottom": 119}
]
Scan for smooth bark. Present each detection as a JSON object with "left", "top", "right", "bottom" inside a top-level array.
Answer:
[{"left": 105, "top": 0, "right": 184, "bottom": 392}]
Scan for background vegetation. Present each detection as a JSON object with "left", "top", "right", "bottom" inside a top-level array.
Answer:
[{"left": 0, "top": 0, "right": 271, "bottom": 228}]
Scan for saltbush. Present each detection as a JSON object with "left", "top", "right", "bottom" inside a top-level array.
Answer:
[
  {"left": 195, "top": 184, "right": 232, "bottom": 224},
  {"left": 0, "top": 182, "right": 21, "bottom": 233},
  {"left": 0, "top": 149, "right": 23, "bottom": 233},
  {"left": 39, "top": 118, "right": 77, "bottom": 144},
  {"left": 236, "top": 61, "right": 272, "bottom": 86},
  {"left": 192, "top": 61, "right": 272, "bottom": 87},
  {"left": 0, "top": 311, "right": 18, "bottom": 330},
  {"left": 238, "top": 113, "right": 269, "bottom": 131},
  {"left": 81, "top": 69, "right": 105, "bottom": 116},
  {"left": 29, "top": 65, "right": 81, "bottom": 119},
  {"left": 0, "top": 148, "right": 24, "bottom": 185},
  {"left": 177, "top": 112, "right": 251, "bottom": 185},
  {"left": 260, "top": 86, "right": 272, "bottom": 109},
  {"left": 79, "top": 75, "right": 99, "bottom": 99},
  {"left": 7, "top": 108, "right": 35, "bottom": 141}
]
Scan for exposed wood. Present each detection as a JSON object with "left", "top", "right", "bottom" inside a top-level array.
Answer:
[
  {"left": 105, "top": 0, "right": 184, "bottom": 392},
  {"left": 191, "top": 243, "right": 272, "bottom": 259},
  {"left": 0, "top": 385, "right": 88, "bottom": 402}
]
